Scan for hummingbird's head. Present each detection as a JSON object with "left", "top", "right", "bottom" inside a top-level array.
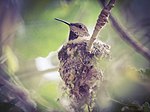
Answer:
[{"left": 55, "top": 18, "right": 90, "bottom": 41}]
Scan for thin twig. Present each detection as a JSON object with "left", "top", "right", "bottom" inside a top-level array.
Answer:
[
  {"left": 18, "top": 67, "right": 59, "bottom": 79},
  {"left": 88, "top": 0, "right": 116, "bottom": 51},
  {"left": 99, "top": 0, "right": 150, "bottom": 61},
  {"left": 88, "top": 105, "right": 91, "bottom": 112}
]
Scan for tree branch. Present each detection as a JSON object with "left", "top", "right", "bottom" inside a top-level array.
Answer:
[
  {"left": 110, "top": 15, "right": 150, "bottom": 61},
  {"left": 98, "top": 0, "right": 150, "bottom": 61},
  {"left": 0, "top": 74, "right": 37, "bottom": 112},
  {"left": 88, "top": 0, "right": 116, "bottom": 51}
]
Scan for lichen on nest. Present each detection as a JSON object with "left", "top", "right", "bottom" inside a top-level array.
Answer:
[{"left": 58, "top": 39, "right": 110, "bottom": 111}]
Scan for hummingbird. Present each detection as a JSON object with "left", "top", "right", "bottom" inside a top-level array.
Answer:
[
  {"left": 55, "top": 18, "right": 90, "bottom": 41},
  {"left": 55, "top": 18, "right": 110, "bottom": 111}
]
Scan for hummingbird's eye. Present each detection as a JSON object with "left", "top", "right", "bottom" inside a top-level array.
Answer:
[{"left": 79, "top": 25, "right": 83, "bottom": 29}]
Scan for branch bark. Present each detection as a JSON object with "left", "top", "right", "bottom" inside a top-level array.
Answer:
[{"left": 88, "top": 0, "right": 116, "bottom": 51}]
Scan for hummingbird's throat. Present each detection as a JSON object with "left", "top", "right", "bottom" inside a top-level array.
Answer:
[{"left": 69, "top": 31, "right": 79, "bottom": 40}]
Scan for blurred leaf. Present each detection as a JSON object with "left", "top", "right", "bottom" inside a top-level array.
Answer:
[
  {"left": 4, "top": 46, "right": 19, "bottom": 73},
  {"left": 143, "top": 102, "right": 150, "bottom": 112},
  {"left": 139, "top": 69, "right": 150, "bottom": 78}
]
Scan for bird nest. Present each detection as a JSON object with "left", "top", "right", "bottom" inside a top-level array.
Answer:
[{"left": 58, "top": 39, "right": 110, "bottom": 111}]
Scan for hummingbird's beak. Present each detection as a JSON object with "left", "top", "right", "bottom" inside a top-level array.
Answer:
[{"left": 55, "top": 18, "right": 70, "bottom": 26}]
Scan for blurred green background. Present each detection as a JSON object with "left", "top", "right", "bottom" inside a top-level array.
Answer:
[{"left": 0, "top": 0, "right": 150, "bottom": 111}]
